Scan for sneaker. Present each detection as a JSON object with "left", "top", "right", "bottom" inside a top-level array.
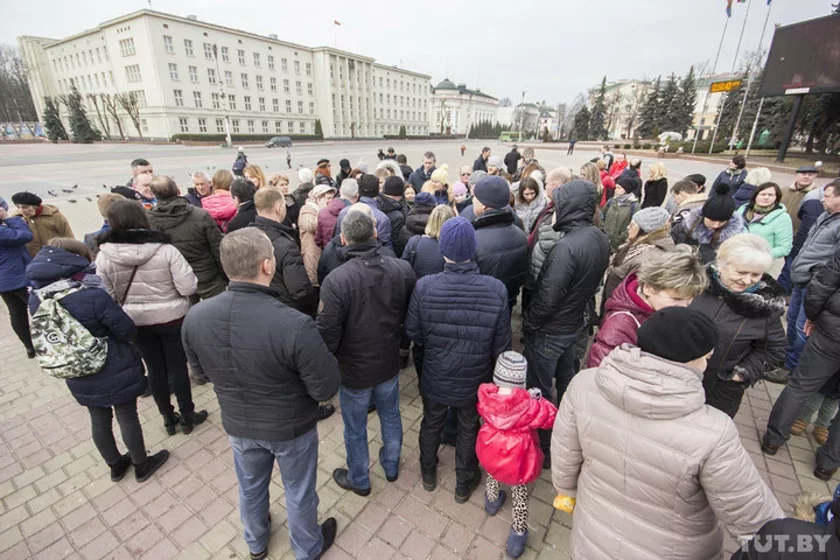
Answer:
[
  {"left": 181, "top": 410, "right": 208, "bottom": 435},
  {"left": 760, "top": 437, "right": 780, "bottom": 456},
  {"left": 379, "top": 447, "right": 398, "bottom": 482},
  {"left": 789, "top": 418, "right": 809, "bottom": 436},
  {"left": 485, "top": 489, "right": 507, "bottom": 516},
  {"left": 317, "top": 404, "right": 336, "bottom": 422},
  {"left": 506, "top": 528, "right": 529, "bottom": 559},
  {"left": 455, "top": 471, "right": 481, "bottom": 504},
  {"left": 814, "top": 466, "right": 836, "bottom": 482},
  {"left": 134, "top": 450, "right": 169, "bottom": 483},
  {"left": 814, "top": 426, "right": 830, "bottom": 446},
  {"left": 314, "top": 517, "right": 338, "bottom": 560},
  {"left": 422, "top": 469, "right": 437, "bottom": 492},
  {"left": 765, "top": 367, "right": 790, "bottom": 385},
  {"left": 250, "top": 548, "right": 267, "bottom": 560},
  {"left": 109, "top": 453, "right": 132, "bottom": 482},
  {"left": 26, "top": 346, "right": 36, "bottom": 359},
  {"left": 332, "top": 468, "right": 371, "bottom": 497}
]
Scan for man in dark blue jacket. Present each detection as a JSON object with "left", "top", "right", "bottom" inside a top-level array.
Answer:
[
  {"left": 406, "top": 217, "right": 511, "bottom": 503},
  {"left": 182, "top": 228, "right": 341, "bottom": 560},
  {"left": 0, "top": 204, "right": 35, "bottom": 356},
  {"left": 710, "top": 155, "right": 747, "bottom": 196},
  {"left": 473, "top": 147, "right": 490, "bottom": 172},
  {"left": 408, "top": 151, "right": 437, "bottom": 192}
]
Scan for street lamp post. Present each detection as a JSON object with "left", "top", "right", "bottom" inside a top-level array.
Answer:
[
  {"left": 518, "top": 90, "right": 526, "bottom": 143},
  {"left": 212, "top": 44, "right": 232, "bottom": 147}
]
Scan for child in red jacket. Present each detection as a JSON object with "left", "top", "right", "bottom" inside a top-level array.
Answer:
[{"left": 476, "top": 351, "right": 558, "bottom": 558}]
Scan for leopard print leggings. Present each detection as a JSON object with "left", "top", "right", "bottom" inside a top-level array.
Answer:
[{"left": 485, "top": 474, "right": 529, "bottom": 533}]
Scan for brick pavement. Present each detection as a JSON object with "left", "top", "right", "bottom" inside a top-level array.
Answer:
[{"left": 1, "top": 305, "right": 839, "bottom": 560}]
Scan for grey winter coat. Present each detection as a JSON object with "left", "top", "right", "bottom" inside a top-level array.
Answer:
[{"left": 791, "top": 211, "right": 840, "bottom": 286}]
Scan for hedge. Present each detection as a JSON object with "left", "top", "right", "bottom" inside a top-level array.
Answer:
[
  {"left": 171, "top": 133, "right": 322, "bottom": 142},
  {"left": 382, "top": 134, "right": 465, "bottom": 140}
]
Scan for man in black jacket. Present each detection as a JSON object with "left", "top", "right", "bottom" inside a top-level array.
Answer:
[
  {"left": 524, "top": 179, "right": 609, "bottom": 457},
  {"left": 504, "top": 145, "right": 521, "bottom": 175},
  {"left": 252, "top": 188, "right": 317, "bottom": 316},
  {"left": 182, "top": 228, "right": 340, "bottom": 560},
  {"left": 148, "top": 176, "right": 227, "bottom": 300},
  {"left": 763, "top": 244, "right": 840, "bottom": 481},
  {"left": 377, "top": 176, "right": 409, "bottom": 256},
  {"left": 226, "top": 178, "right": 258, "bottom": 232},
  {"left": 316, "top": 211, "right": 416, "bottom": 496},
  {"left": 472, "top": 176, "right": 528, "bottom": 308},
  {"left": 473, "top": 147, "right": 490, "bottom": 172}
]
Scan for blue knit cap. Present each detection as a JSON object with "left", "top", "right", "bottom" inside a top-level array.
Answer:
[{"left": 439, "top": 217, "right": 477, "bottom": 263}]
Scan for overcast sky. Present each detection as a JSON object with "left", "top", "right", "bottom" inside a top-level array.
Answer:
[{"left": 2, "top": 0, "right": 834, "bottom": 105}]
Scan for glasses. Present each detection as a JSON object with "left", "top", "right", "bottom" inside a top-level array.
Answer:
[{"left": 461, "top": 172, "right": 471, "bottom": 177}]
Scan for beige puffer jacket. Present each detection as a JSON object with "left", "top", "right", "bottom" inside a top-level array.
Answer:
[
  {"left": 551, "top": 345, "right": 783, "bottom": 560},
  {"left": 95, "top": 229, "right": 197, "bottom": 326}
]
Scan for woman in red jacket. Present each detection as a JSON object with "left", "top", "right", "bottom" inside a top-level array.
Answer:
[
  {"left": 587, "top": 247, "right": 707, "bottom": 367},
  {"left": 598, "top": 159, "right": 616, "bottom": 207},
  {"left": 476, "top": 351, "right": 557, "bottom": 559}
]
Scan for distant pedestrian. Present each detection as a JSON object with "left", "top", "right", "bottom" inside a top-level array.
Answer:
[
  {"left": 182, "top": 228, "right": 341, "bottom": 560},
  {"left": 567, "top": 138, "right": 577, "bottom": 155},
  {"left": 286, "top": 150, "right": 292, "bottom": 169},
  {"left": 337, "top": 159, "right": 352, "bottom": 186},
  {"left": 460, "top": 144, "right": 466, "bottom": 157},
  {"left": 232, "top": 147, "right": 248, "bottom": 177},
  {"left": 710, "top": 154, "right": 747, "bottom": 196},
  {"left": 396, "top": 154, "right": 413, "bottom": 182},
  {"left": 504, "top": 145, "right": 521, "bottom": 175}
]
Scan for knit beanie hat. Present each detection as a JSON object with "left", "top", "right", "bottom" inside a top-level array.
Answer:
[
  {"left": 453, "top": 183, "right": 468, "bottom": 197},
  {"left": 632, "top": 207, "right": 671, "bottom": 233},
  {"left": 357, "top": 174, "right": 380, "bottom": 198},
  {"left": 438, "top": 216, "right": 477, "bottom": 263},
  {"left": 474, "top": 176, "right": 511, "bottom": 209},
  {"left": 413, "top": 192, "right": 435, "bottom": 207},
  {"left": 701, "top": 184, "right": 736, "bottom": 221},
  {"left": 469, "top": 170, "right": 487, "bottom": 187},
  {"left": 494, "top": 351, "right": 527, "bottom": 389},
  {"left": 383, "top": 176, "right": 406, "bottom": 197},
  {"left": 431, "top": 164, "right": 449, "bottom": 185},
  {"left": 637, "top": 307, "right": 719, "bottom": 363},
  {"left": 488, "top": 155, "right": 505, "bottom": 170},
  {"left": 11, "top": 191, "right": 42, "bottom": 207},
  {"left": 615, "top": 174, "right": 636, "bottom": 192},
  {"left": 339, "top": 158, "right": 351, "bottom": 171}
]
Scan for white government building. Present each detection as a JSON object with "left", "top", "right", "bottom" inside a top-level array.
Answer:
[
  {"left": 19, "top": 9, "right": 434, "bottom": 140},
  {"left": 428, "top": 79, "right": 498, "bottom": 135}
]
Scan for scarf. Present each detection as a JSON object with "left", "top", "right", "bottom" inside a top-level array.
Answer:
[
  {"left": 744, "top": 203, "right": 776, "bottom": 223},
  {"left": 711, "top": 266, "right": 761, "bottom": 295}
]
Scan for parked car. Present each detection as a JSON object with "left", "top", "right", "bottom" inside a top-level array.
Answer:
[{"left": 265, "top": 136, "right": 293, "bottom": 148}]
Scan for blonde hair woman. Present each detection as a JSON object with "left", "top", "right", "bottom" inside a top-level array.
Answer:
[
  {"left": 243, "top": 164, "right": 266, "bottom": 189},
  {"left": 642, "top": 162, "right": 668, "bottom": 209},
  {"left": 429, "top": 164, "right": 452, "bottom": 205},
  {"left": 580, "top": 162, "right": 604, "bottom": 198},
  {"left": 268, "top": 173, "right": 290, "bottom": 193},
  {"left": 402, "top": 204, "right": 456, "bottom": 279}
]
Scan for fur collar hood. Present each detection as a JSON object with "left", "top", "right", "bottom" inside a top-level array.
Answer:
[
  {"left": 99, "top": 228, "right": 170, "bottom": 246},
  {"left": 685, "top": 208, "right": 745, "bottom": 245},
  {"left": 706, "top": 267, "right": 786, "bottom": 319}
]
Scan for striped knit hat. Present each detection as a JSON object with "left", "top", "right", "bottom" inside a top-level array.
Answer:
[{"left": 494, "top": 351, "right": 527, "bottom": 390}]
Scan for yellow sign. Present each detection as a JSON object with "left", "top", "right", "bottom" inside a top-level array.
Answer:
[{"left": 709, "top": 80, "right": 743, "bottom": 93}]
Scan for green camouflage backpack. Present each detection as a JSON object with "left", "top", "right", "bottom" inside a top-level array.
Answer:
[{"left": 31, "top": 286, "right": 108, "bottom": 379}]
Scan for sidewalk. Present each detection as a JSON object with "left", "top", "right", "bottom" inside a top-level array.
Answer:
[{"left": 0, "top": 306, "right": 837, "bottom": 560}]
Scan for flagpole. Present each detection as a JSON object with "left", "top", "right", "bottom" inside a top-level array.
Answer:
[
  {"left": 712, "top": 0, "right": 752, "bottom": 153},
  {"left": 691, "top": 13, "right": 730, "bottom": 154},
  {"left": 739, "top": 1, "right": 774, "bottom": 154}
]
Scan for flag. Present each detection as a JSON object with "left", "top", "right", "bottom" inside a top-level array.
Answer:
[
  {"left": 333, "top": 20, "right": 341, "bottom": 26},
  {"left": 726, "top": 0, "right": 733, "bottom": 17}
]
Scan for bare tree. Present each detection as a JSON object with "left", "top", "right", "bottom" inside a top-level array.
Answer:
[
  {"left": 437, "top": 99, "right": 448, "bottom": 134},
  {"left": 100, "top": 94, "right": 125, "bottom": 140},
  {"left": 498, "top": 97, "right": 513, "bottom": 108},
  {"left": 604, "top": 92, "right": 623, "bottom": 139},
  {"left": 87, "top": 94, "right": 111, "bottom": 139},
  {"left": 117, "top": 92, "right": 142, "bottom": 138},
  {"left": 624, "top": 83, "right": 650, "bottom": 138},
  {"left": 0, "top": 44, "right": 38, "bottom": 121}
]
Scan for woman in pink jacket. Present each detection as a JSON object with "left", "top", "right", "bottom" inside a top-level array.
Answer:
[{"left": 200, "top": 169, "right": 238, "bottom": 232}]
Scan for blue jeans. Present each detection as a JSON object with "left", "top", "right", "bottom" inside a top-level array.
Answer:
[
  {"left": 339, "top": 374, "right": 403, "bottom": 489},
  {"left": 784, "top": 286, "right": 808, "bottom": 372},
  {"left": 229, "top": 429, "right": 323, "bottom": 559}
]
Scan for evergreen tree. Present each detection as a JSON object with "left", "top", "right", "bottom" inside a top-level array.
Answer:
[
  {"left": 658, "top": 73, "right": 681, "bottom": 133},
  {"left": 42, "top": 96, "right": 68, "bottom": 143},
  {"left": 61, "top": 84, "right": 99, "bottom": 143},
  {"left": 573, "top": 106, "right": 590, "bottom": 140},
  {"left": 589, "top": 76, "right": 608, "bottom": 140},
  {"left": 398, "top": 125, "right": 407, "bottom": 139},
  {"left": 636, "top": 77, "right": 661, "bottom": 139},
  {"left": 542, "top": 126, "right": 551, "bottom": 143},
  {"left": 674, "top": 66, "right": 697, "bottom": 137},
  {"left": 314, "top": 119, "right": 323, "bottom": 138}
]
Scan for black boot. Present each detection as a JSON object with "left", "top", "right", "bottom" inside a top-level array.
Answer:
[
  {"left": 163, "top": 411, "right": 181, "bottom": 436},
  {"left": 181, "top": 410, "right": 208, "bottom": 435},
  {"left": 26, "top": 346, "right": 36, "bottom": 359},
  {"left": 318, "top": 404, "right": 336, "bottom": 421},
  {"left": 134, "top": 450, "right": 169, "bottom": 483},
  {"left": 109, "top": 453, "right": 132, "bottom": 482}
]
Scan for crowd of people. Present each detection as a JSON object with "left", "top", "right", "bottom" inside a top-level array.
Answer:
[{"left": 1, "top": 144, "right": 839, "bottom": 559}]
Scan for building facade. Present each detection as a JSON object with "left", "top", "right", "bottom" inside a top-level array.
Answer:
[
  {"left": 429, "top": 79, "right": 497, "bottom": 135},
  {"left": 19, "top": 10, "right": 431, "bottom": 140}
]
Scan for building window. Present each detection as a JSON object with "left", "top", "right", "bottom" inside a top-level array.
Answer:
[
  {"left": 288, "top": 121, "right": 294, "bottom": 133},
  {"left": 281, "top": 58, "right": 288, "bottom": 72},
  {"left": 221, "top": 46, "right": 230, "bottom": 63},
  {"left": 132, "top": 90, "right": 147, "bottom": 107},
  {"left": 259, "top": 97, "right": 265, "bottom": 111},
  {"left": 307, "top": 83, "right": 313, "bottom": 96},
  {"left": 306, "top": 62, "right": 312, "bottom": 76},
  {"left": 286, "top": 99, "right": 292, "bottom": 113},
  {"left": 179, "top": 117, "right": 189, "bottom": 132},
  {"left": 262, "top": 120, "right": 269, "bottom": 133},
  {"left": 330, "top": 65, "right": 334, "bottom": 79},
  {"left": 294, "top": 61, "right": 300, "bottom": 75},
  {"left": 141, "top": 119, "right": 149, "bottom": 133},
  {"left": 189, "top": 66, "right": 198, "bottom": 83},
  {"left": 225, "top": 71, "right": 233, "bottom": 86},
  {"left": 232, "top": 119, "right": 240, "bottom": 132},
  {"left": 241, "top": 73, "right": 249, "bottom": 88},
  {"left": 297, "top": 101, "right": 303, "bottom": 114},
  {"left": 238, "top": 49, "right": 246, "bottom": 65},
  {"left": 101, "top": 72, "right": 107, "bottom": 86},
  {"left": 379, "top": 77, "right": 383, "bottom": 87},
  {"left": 268, "top": 55, "right": 275, "bottom": 70},
  {"left": 204, "top": 43, "right": 213, "bottom": 60},
  {"left": 256, "top": 75, "right": 263, "bottom": 90},
  {"left": 96, "top": 48, "right": 102, "bottom": 63},
  {"left": 300, "top": 122, "right": 306, "bottom": 133},
  {"left": 163, "top": 36, "right": 174, "bottom": 54},
  {"left": 194, "top": 91, "right": 203, "bottom": 108},
  {"left": 283, "top": 79, "right": 290, "bottom": 94},
  {"left": 275, "top": 121, "right": 283, "bottom": 133},
  {"left": 295, "top": 81, "right": 302, "bottom": 96},
  {"left": 247, "top": 120, "right": 255, "bottom": 133},
  {"left": 125, "top": 64, "right": 141, "bottom": 83},
  {"left": 244, "top": 96, "right": 252, "bottom": 111},
  {"left": 253, "top": 53, "right": 261, "bottom": 68},
  {"left": 270, "top": 77, "right": 277, "bottom": 92},
  {"left": 216, "top": 118, "right": 224, "bottom": 133},
  {"left": 95, "top": 74, "right": 100, "bottom": 87},
  {"left": 184, "top": 39, "right": 194, "bottom": 56},
  {"left": 119, "top": 38, "right": 135, "bottom": 57},
  {"left": 198, "top": 118, "right": 207, "bottom": 133},
  {"left": 168, "top": 63, "right": 179, "bottom": 81},
  {"left": 229, "top": 95, "right": 236, "bottom": 110},
  {"left": 309, "top": 102, "right": 315, "bottom": 115},
  {"left": 273, "top": 99, "right": 279, "bottom": 112},
  {"left": 207, "top": 68, "right": 217, "bottom": 84},
  {"left": 212, "top": 92, "right": 220, "bottom": 109}
]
